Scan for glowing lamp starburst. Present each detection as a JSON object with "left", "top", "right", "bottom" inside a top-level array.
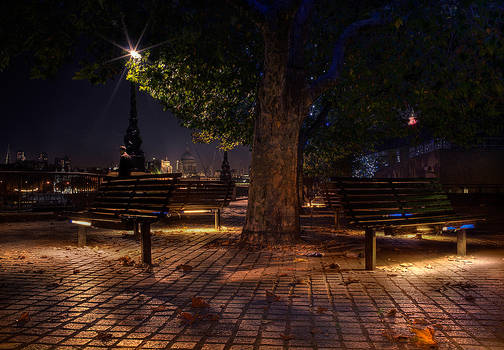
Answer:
[{"left": 129, "top": 50, "right": 141, "bottom": 60}]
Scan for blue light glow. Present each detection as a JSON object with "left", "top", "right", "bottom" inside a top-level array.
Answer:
[{"left": 460, "top": 224, "right": 475, "bottom": 229}]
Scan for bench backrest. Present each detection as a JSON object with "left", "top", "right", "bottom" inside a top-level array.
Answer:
[
  {"left": 90, "top": 174, "right": 233, "bottom": 220},
  {"left": 325, "top": 177, "right": 455, "bottom": 227}
]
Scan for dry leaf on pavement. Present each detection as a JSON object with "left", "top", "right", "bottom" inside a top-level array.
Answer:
[
  {"left": 317, "top": 306, "right": 327, "bottom": 314},
  {"left": 191, "top": 297, "right": 209, "bottom": 308},
  {"left": 176, "top": 264, "right": 193, "bottom": 273},
  {"left": 152, "top": 305, "right": 169, "bottom": 312},
  {"left": 328, "top": 263, "right": 340, "bottom": 271},
  {"left": 386, "top": 309, "right": 397, "bottom": 317},
  {"left": 16, "top": 312, "right": 30, "bottom": 326},
  {"left": 410, "top": 326, "right": 438, "bottom": 348},
  {"left": 280, "top": 333, "right": 294, "bottom": 340},
  {"left": 95, "top": 331, "right": 113, "bottom": 342},
  {"left": 118, "top": 256, "right": 135, "bottom": 266},
  {"left": 178, "top": 312, "right": 199, "bottom": 324}
]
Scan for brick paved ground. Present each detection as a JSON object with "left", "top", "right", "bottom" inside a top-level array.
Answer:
[{"left": 0, "top": 200, "right": 503, "bottom": 350}]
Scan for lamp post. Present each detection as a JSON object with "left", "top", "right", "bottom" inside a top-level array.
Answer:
[{"left": 123, "top": 50, "right": 145, "bottom": 172}]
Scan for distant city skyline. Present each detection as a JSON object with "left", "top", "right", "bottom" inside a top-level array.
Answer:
[{"left": 1, "top": 61, "right": 251, "bottom": 170}]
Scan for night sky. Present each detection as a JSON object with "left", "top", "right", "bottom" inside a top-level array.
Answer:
[{"left": 0, "top": 61, "right": 251, "bottom": 171}]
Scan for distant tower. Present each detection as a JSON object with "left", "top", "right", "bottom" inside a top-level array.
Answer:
[
  {"left": 4, "top": 144, "right": 11, "bottom": 164},
  {"left": 124, "top": 82, "right": 145, "bottom": 171},
  {"left": 220, "top": 151, "right": 232, "bottom": 183},
  {"left": 180, "top": 146, "right": 198, "bottom": 176}
]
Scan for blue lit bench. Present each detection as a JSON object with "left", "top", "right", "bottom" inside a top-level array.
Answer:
[{"left": 324, "top": 177, "right": 483, "bottom": 270}]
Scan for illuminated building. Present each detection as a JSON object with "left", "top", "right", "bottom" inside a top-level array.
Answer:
[
  {"left": 55, "top": 156, "right": 71, "bottom": 172},
  {"left": 180, "top": 148, "right": 198, "bottom": 177},
  {"left": 16, "top": 151, "right": 26, "bottom": 162},
  {"left": 161, "top": 159, "right": 173, "bottom": 173}
]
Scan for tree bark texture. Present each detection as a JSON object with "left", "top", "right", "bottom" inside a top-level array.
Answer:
[{"left": 242, "top": 19, "right": 311, "bottom": 244}]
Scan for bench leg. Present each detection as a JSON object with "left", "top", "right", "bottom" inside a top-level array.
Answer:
[
  {"left": 457, "top": 229, "right": 467, "bottom": 256},
  {"left": 133, "top": 222, "right": 140, "bottom": 241},
  {"left": 365, "top": 228, "right": 376, "bottom": 270},
  {"left": 141, "top": 222, "right": 152, "bottom": 265},
  {"left": 214, "top": 209, "right": 221, "bottom": 230},
  {"left": 78, "top": 226, "right": 87, "bottom": 247}
]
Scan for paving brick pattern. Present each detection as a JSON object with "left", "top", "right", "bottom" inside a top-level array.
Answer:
[{"left": 0, "top": 200, "right": 503, "bottom": 349}]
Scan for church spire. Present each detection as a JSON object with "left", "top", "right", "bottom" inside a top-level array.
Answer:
[
  {"left": 123, "top": 82, "right": 145, "bottom": 171},
  {"left": 220, "top": 151, "right": 232, "bottom": 183}
]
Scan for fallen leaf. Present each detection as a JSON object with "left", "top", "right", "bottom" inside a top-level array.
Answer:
[
  {"left": 316, "top": 306, "right": 327, "bottom": 314},
  {"left": 386, "top": 309, "right": 397, "bottom": 317},
  {"left": 176, "top": 264, "right": 193, "bottom": 273},
  {"left": 464, "top": 295, "right": 475, "bottom": 302},
  {"left": 16, "top": 312, "right": 30, "bottom": 326},
  {"left": 118, "top": 256, "right": 135, "bottom": 266},
  {"left": 152, "top": 305, "right": 169, "bottom": 312},
  {"left": 400, "top": 263, "right": 413, "bottom": 267},
  {"left": 328, "top": 263, "right": 340, "bottom": 271},
  {"left": 191, "top": 297, "right": 209, "bottom": 308},
  {"left": 294, "top": 258, "right": 307, "bottom": 262},
  {"left": 96, "top": 331, "right": 113, "bottom": 342},
  {"left": 425, "top": 264, "right": 433, "bottom": 269},
  {"left": 280, "top": 333, "right": 294, "bottom": 340},
  {"left": 410, "top": 326, "right": 437, "bottom": 347}
]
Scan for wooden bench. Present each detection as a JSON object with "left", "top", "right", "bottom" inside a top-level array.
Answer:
[
  {"left": 69, "top": 174, "right": 234, "bottom": 264},
  {"left": 324, "top": 177, "right": 482, "bottom": 270}
]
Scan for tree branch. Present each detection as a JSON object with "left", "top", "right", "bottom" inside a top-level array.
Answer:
[
  {"left": 245, "top": 0, "right": 269, "bottom": 16},
  {"left": 288, "top": 0, "right": 315, "bottom": 68},
  {"left": 300, "top": 103, "right": 331, "bottom": 144},
  {"left": 309, "top": 9, "right": 388, "bottom": 100},
  {"left": 225, "top": 0, "right": 269, "bottom": 25}
]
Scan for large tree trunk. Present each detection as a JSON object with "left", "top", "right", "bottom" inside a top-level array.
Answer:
[
  {"left": 241, "top": 17, "right": 310, "bottom": 244},
  {"left": 242, "top": 109, "right": 304, "bottom": 244}
]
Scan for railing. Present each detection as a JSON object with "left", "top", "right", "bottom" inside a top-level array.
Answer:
[{"left": 0, "top": 171, "right": 106, "bottom": 211}]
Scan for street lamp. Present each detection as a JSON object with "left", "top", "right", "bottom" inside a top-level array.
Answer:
[{"left": 129, "top": 50, "right": 141, "bottom": 60}]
